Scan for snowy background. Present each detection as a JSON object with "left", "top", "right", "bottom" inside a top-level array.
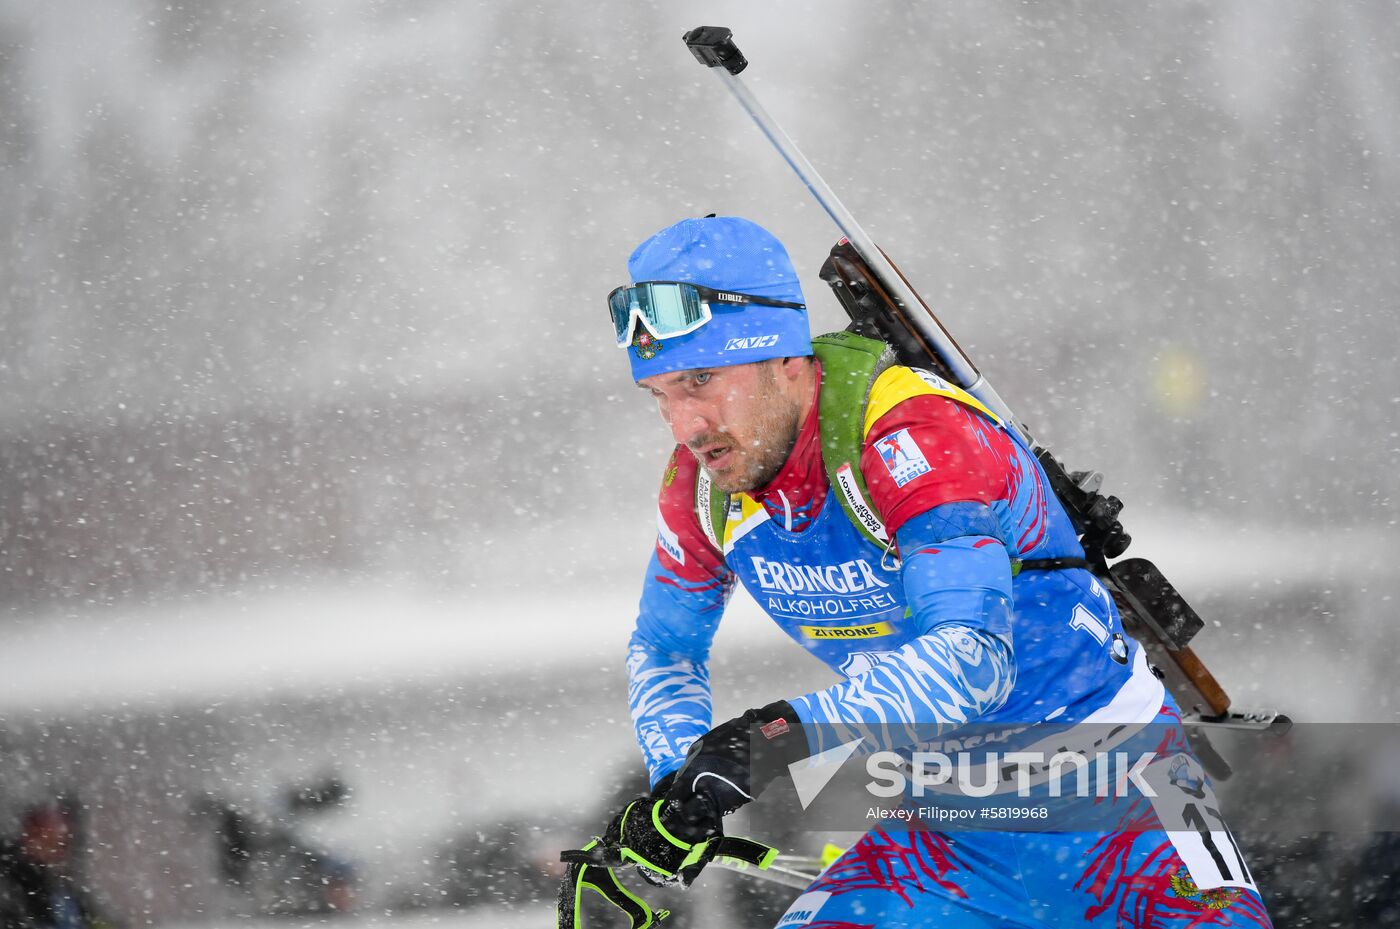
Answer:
[{"left": 2, "top": 1, "right": 1398, "bottom": 926}]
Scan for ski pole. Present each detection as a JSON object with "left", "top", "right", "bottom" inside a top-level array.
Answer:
[
  {"left": 682, "top": 26, "right": 1023, "bottom": 441},
  {"left": 710, "top": 845, "right": 843, "bottom": 890},
  {"left": 710, "top": 855, "right": 815, "bottom": 890}
]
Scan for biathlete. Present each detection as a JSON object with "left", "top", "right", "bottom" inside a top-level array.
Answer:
[{"left": 573, "top": 215, "right": 1271, "bottom": 929}]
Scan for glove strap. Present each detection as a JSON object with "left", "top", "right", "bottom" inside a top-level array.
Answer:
[
  {"left": 707, "top": 835, "right": 781, "bottom": 869},
  {"left": 621, "top": 800, "right": 777, "bottom": 882},
  {"left": 557, "top": 841, "right": 670, "bottom": 929},
  {"left": 555, "top": 821, "right": 778, "bottom": 927},
  {"left": 669, "top": 834, "right": 776, "bottom": 886}
]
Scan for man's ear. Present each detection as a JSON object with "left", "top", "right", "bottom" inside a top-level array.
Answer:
[{"left": 775, "top": 355, "right": 815, "bottom": 386}]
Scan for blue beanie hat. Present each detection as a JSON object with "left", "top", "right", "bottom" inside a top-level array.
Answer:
[{"left": 623, "top": 216, "right": 813, "bottom": 380}]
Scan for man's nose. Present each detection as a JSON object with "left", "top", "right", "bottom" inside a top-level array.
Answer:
[{"left": 667, "top": 399, "right": 709, "bottom": 445}]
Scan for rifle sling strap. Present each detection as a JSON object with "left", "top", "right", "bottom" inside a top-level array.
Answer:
[{"left": 1012, "top": 557, "right": 1090, "bottom": 576}]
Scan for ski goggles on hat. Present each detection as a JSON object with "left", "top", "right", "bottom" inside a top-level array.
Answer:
[{"left": 607, "top": 281, "right": 805, "bottom": 348}]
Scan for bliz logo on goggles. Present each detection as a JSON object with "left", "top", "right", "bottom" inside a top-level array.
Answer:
[{"left": 608, "top": 280, "right": 804, "bottom": 348}]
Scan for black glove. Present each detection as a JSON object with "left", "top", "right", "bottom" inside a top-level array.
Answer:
[
  {"left": 665, "top": 700, "right": 809, "bottom": 827},
  {"left": 557, "top": 794, "right": 778, "bottom": 928},
  {"left": 559, "top": 791, "right": 718, "bottom": 889},
  {"left": 557, "top": 716, "right": 798, "bottom": 924}
]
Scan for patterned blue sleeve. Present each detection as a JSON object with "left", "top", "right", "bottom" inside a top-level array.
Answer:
[
  {"left": 789, "top": 625, "right": 1014, "bottom": 756},
  {"left": 898, "top": 502, "right": 1014, "bottom": 637},
  {"left": 627, "top": 549, "right": 731, "bottom": 788},
  {"left": 787, "top": 501, "right": 1017, "bottom": 755}
]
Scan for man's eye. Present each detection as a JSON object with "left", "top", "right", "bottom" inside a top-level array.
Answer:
[{"left": 692, "top": 372, "right": 711, "bottom": 387}]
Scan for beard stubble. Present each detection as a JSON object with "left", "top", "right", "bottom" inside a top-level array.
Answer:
[{"left": 702, "top": 362, "right": 804, "bottom": 494}]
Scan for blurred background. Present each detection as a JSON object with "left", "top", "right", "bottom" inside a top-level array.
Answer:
[{"left": 1, "top": 1, "right": 1397, "bottom": 926}]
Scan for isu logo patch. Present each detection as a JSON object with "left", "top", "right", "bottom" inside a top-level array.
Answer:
[
  {"left": 874, "top": 428, "right": 932, "bottom": 486},
  {"left": 632, "top": 329, "right": 663, "bottom": 360}
]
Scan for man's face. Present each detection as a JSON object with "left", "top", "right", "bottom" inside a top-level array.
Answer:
[{"left": 639, "top": 359, "right": 806, "bottom": 493}]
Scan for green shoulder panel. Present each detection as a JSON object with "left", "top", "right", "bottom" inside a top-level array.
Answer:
[{"left": 812, "top": 332, "right": 897, "bottom": 550}]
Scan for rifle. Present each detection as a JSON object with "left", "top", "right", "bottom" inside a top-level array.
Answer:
[{"left": 683, "top": 26, "right": 1289, "bottom": 773}]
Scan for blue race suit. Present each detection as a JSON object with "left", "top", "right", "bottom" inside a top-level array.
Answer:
[{"left": 627, "top": 362, "right": 1271, "bottom": 928}]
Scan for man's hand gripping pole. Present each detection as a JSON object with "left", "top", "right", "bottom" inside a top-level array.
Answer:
[{"left": 556, "top": 793, "right": 778, "bottom": 929}]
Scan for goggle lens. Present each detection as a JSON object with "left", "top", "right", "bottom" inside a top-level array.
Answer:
[
  {"left": 609, "top": 282, "right": 709, "bottom": 346},
  {"left": 608, "top": 281, "right": 803, "bottom": 348}
]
